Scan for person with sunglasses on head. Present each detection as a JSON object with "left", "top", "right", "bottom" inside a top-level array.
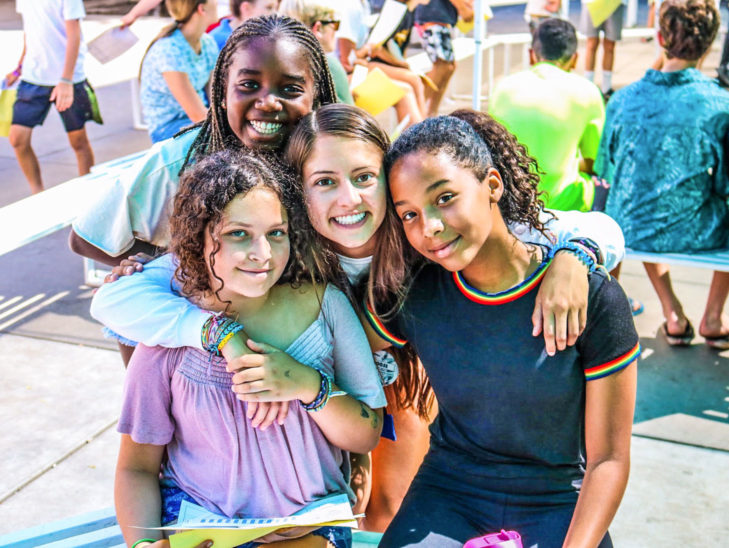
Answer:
[{"left": 279, "top": 0, "right": 354, "bottom": 105}]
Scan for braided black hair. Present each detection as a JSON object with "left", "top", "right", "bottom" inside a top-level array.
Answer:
[{"left": 181, "top": 14, "right": 338, "bottom": 171}]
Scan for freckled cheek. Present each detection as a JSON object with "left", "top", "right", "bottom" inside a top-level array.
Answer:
[{"left": 303, "top": 194, "right": 331, "bottom": 234}]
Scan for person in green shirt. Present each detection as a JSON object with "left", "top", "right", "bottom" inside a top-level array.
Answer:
[{"left": 489, "top": 18, "right": 605, "bottom": 212}]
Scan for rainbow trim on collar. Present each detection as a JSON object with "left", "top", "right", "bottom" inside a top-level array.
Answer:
[
  {"left": 364, "top": 301, "right": 407, "bottom": 348},
  {"left": 584, "top": 342, "right": 641, "bottom": 381},
  {"left": 452, "top": 259, "right": 551, "bottom": 305}
]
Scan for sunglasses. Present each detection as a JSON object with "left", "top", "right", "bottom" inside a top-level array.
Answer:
[{"left": 318, "top": 20, "right": 341, "bottom": 31}]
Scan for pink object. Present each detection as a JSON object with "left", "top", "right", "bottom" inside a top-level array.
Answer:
[{"left": 463, "top": 530, "right": 523, "bottom": 548}]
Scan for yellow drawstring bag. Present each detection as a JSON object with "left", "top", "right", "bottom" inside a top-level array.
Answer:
[{"left": 0, "top": 87, "right": 17, "bottom": 137}]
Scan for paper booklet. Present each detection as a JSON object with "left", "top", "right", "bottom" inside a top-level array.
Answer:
[
  {"left": 87, "top": 26, "right": 139, "bottom": 64},
  {"left": 366, "top": 0, "right": 408, "bottom": 48},
  {"left": 150, "top": 493, "right": 359, "bottom": 548}
]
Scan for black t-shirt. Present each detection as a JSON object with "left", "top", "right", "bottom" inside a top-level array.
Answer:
[
  {"left": 366, "top": 259, "right": 639, "bottom": 489},
  {"left": 415, "top": 0, "right": 458, "bottom": 26}
]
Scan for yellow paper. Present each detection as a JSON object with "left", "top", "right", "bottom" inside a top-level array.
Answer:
[
  {"left": 455, "top": 8, "right": 494, "bottom": 34},
  {"left": 585, "top": 0, "right": 622, "bottom": 27},
  {"left": 169, "top": 520, "right": 358, "bottom": 548},
  {"left": 0, "top": 88, "right": 17, "bottom": 137},
  {"left": 351, "top": 67, "right": 406, "bottom": 116}
]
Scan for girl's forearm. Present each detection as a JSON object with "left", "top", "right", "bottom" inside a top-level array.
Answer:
[
  {"left": 114, "top": 468, "right": 164, "bottom": 545},
  {"left": 563, "top": 458, "right": 630, "bottom": 548},
  {"left": 308, "top": 391, "right": 383, "bottom": 454}
]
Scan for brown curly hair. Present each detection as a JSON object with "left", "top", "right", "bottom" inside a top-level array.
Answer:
[
  {"left": 169, "top": 149, "right": 340, "bottom": 304},
  {"left": 659, "top": 0, "right": 719, "bottom": 61}
]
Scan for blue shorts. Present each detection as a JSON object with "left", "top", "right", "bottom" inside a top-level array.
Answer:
[
  {"left": 160, "top": 482, "right": 352, "bottom": 548},
  {"left": 12, "top": 79, "right": 102, "bottom": 132},
  {"left": 148, "top": 113, "right": 194, "bottom": 143}
]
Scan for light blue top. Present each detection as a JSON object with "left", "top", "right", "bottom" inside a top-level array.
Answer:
[
  {"left": 90, "top": 210, "right": 625, "bottom": 351},
  {"left": 597, "top": 68, "right": 729, "bottom": 252},
  {"left": 140, "top": 29, "right": 218, "bottom": 135},
  {"left": 72, "top": 127, "right": 200, "bottom": 256}
]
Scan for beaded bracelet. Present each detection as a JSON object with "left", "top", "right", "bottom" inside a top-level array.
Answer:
[
  {"left": 548, "top": 241, "right": 597, "bottom": 272},
  {"left": 201, "top": 315, "right": 245, "bottom": 355},
  {"left": 302, "top": 370, "right": 333, "bottom": 412},
  {"left": 569, "top": 237, "right": 603, "bottom": 266}
]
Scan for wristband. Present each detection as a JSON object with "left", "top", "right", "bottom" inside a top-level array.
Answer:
[
  {"left": 302, "top": 370, "right": 332, "bottom": 412},
  {"left": 569, "top": 237, "right": 603, "bottom": 265},
  {"left": 12, "top": 68, "right": 21, "bottom": 77},
  {"left": 59, "top": 77, "right": 73, "bottom": 85},
  {"left": 548, "top": 241, "right": 597, "bottom": 272},
  {"left": 131, "top": 539, "right": 157, "bottom": 548}
]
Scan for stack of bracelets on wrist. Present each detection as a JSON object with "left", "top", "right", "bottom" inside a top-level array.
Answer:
[
  {"left": 302, "top": 369, "right": 333, "bottom": 412},
  {"left": 201, "top": 315, "right": 245, "bottom": 355}
]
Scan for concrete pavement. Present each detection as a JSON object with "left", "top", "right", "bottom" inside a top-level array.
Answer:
[{"left": 0, "top": 2, "right": 728, "bottom": 544}]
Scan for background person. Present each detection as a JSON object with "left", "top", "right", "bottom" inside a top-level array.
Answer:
[
  {"left": 580, "top": 0, "right": 627, "bottom": 98},
  {"left": 139, "top": 0, "right": 219, "bottom": 143},
  {"left": 596, "top": 0, "right": 729, "bottom": 348},
  {"left": 6, "top": 0, "right": 101, "bottom": 195},
  {"left": 208, "top": 0, "right": 278, "bottom": 50},
  {"left": 489, "top": 18, "right": 604, "bottom": 212}
]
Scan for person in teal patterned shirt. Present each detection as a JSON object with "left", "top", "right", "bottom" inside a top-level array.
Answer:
[{"left": 596, "top": 0, "right": 729, "bottom": 348}]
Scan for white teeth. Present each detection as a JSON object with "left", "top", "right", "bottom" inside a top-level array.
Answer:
[
  {"left": 334, "top": 212, "right": 366, "bottom": 225},
  {"left": 250, "top": 120, "right": 283, "bottom": 134}
]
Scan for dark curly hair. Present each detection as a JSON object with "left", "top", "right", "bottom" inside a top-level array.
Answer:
[
  {"left": 659, "top": 0, "right": 719, "bottom": 61},
  {"left": 180, "top": 14, "right": 338, "bottom": 170},
  {"left": 384, "top": 112, "right": 547, "bottom": 237},
  {"left": 169, "top": 149, "right": 340, "bottom": 304}
]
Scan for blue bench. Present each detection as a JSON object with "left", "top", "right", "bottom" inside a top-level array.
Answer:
[
  {"left": 0, "top": 507, "right": 384, "bottom": 547},
  {"left": 625, "top": 248, "right": 729, "bottom": 272}
]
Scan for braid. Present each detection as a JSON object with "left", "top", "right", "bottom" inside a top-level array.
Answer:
[{"left": 181, "top": 14, "right": 337, "bottom": 173}]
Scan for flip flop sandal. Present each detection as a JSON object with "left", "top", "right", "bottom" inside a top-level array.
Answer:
[
  {"left": 629, "top": 297, "right": 644, "bottom": 316},
  {"left": 703, "top": 333, "right": 729, "bottom": 350},
  {"left": 661, "top": 321, "right": 694, "bottom": 347}
]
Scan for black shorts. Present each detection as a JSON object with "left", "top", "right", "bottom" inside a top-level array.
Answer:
[{"left": 12, "top": 79, "right": 103, "bottom": 132}]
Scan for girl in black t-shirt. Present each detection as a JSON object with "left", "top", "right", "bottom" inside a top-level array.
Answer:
[{"left": 365, "top": 111, "right": 638, "bottom": 548}]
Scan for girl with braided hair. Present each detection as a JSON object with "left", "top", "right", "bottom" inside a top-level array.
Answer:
[
  {"left": 115, "top": 149, "right": 385, "bottom": 548},
  {"left": 364, "top": 111, "right": 638, "bottom": 547}
]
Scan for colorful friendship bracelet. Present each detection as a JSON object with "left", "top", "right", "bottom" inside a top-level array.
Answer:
[
  {"left": 548, "top": 240, "right": 598, "bottom": 273},
  {"left": 302, "top": 370, "right": 333, "bottom": 412},
  {"left": 201, "top": 315, "right": 245, "bottom": 355},
  {"left": 131, "top": 539, "right": 158, "bottom": 548}
]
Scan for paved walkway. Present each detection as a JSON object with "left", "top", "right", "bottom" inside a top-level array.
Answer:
[{"left": 0, "top": 3, "right": 727, "bottom": 544}]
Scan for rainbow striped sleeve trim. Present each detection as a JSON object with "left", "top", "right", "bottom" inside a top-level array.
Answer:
[
  {"left": 584, "top": 342, "right": 640, "bottom": 381},
  {"left": 452, "top": 259, "right": 551, "bottom": 305},
  {"left": 364, "top": 301, "right": 407, "bottom": 348}
]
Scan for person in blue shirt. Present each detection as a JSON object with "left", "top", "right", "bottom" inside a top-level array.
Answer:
[
  {"left": 596, "top": 0, "right": 729, "bottom": 348},
  {"left": 208, "top": 0, "right": 278, "bottom": 50}
]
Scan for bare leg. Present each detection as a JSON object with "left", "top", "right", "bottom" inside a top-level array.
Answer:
[
  {"left": 643, "top": 262, "right": 689, "bottom": 334},
  {"left": 424, "top": 59, "right": 455, "bottom": 117},
  {"left": 362, "top": 384, "right": 435, "bottom": 532},
  {"left": 699, "top": 271, "right": 729, "bottom": 339},
  {"left": 371, "top": 62, "right": 428, "bottom": 117},
  {"left": 602, "top": 39, "right": 616, "bottom": 72},
  {"left": 67, "top": 127, "right": 95, "bottom": 175},
  {"left": 9, "top": 124, "right": 43, "bottom": 194},
  {"left": 394, "top": 87, "right": 423, "bottom": 128},
  {"left": 585, "top": 37, "right": 600, "bottom": 72}
]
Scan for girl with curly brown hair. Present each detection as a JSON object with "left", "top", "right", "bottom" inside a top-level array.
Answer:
[
  {"left": 364, "top": 111, "right": 638, "bottom": 548},
  {"left": 114, "top": 149, "right": 386, "bottom": 548}
]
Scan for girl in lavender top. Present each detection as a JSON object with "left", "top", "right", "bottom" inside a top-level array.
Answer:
[{"left": 114, "top": 150, "right": 386, "bottom": 548}]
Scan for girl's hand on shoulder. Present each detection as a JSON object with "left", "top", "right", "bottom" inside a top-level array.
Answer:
[
  {"left": 227, "top": 340, "right": 321, "bottom": 405},
  {"left": 103, "top": 253, "right": 154, "bottom": 283},
  {"left": 532, "top": 251, "right": 588, "bottom": 356},
  {"left": 245, "top": 400, "right": 290, "bottom": 430}
]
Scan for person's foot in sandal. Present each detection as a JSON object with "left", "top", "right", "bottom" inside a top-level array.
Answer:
[
  {"left": 661, "top": 319, "right": 694, "bottom": 347},
  {"left": 628, "top": 297, "right": 644, "bottom": 316},
  {"left": 699, "top": 315, "right": 729, "bottom": 350}
]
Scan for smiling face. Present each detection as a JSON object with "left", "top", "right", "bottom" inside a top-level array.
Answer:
[
  {"left": 204, "top": 187, "right": 291, "bottom": 302},
  {"left": 302, "top": 135, "right": 388, "bottom": 258},
  {"left": 225, "top": 37, "right": 316, "bottom": 150},
  {"left": 389, "top": 150, "right": 503, "bottom": 272}
]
